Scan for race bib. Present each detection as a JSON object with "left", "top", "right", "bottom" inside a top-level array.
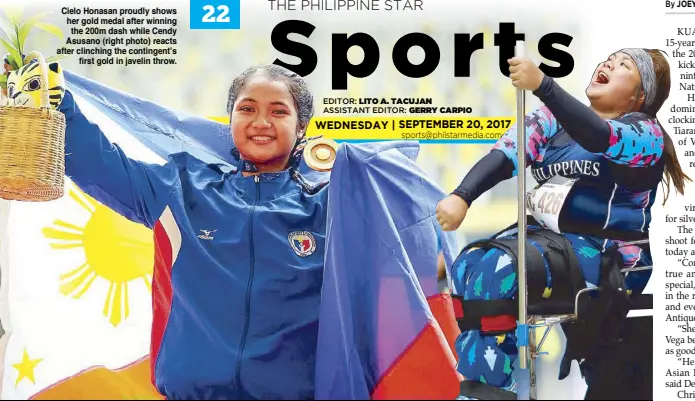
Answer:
[{"left": 525, "top": 177, "right": 577, "bottom": 233}]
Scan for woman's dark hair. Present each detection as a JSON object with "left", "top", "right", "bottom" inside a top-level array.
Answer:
[
  {"left": 644, "top": 49, "right": 691, "bottom": 205},
  {"left": 226, "top": 64, "right": 314, "bottom": 135}
]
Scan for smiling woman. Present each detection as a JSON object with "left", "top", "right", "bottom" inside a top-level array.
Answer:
[
  {"left": 49, "top": 63, "right": 332, "bottom": 400},
  {"left": 38, "top": 59, "right": 458, "bottom": 401},
  {"left": 226, "top": 65, "right": 314, "bottom": 174}
]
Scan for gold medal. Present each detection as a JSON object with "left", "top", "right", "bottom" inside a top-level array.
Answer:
[{"left": 303, "top": 137, "right": 339, "bottom": 172}]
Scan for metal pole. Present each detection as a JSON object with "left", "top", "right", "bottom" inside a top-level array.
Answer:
[{"left": 515, "top": 42, "right": 529, "bottom": 371}]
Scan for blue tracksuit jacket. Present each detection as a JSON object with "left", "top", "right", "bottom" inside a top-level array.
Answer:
[{"left": 60, "top": 89, "right": 329, "bottom": 400}]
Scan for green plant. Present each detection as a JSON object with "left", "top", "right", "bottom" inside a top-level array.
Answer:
[{"left": 0, "top": 6, "right": 66, "bottom": 89}]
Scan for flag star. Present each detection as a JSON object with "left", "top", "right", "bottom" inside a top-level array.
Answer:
[{"left": 13, "top": 348, "right": 43, "bottom": 387}]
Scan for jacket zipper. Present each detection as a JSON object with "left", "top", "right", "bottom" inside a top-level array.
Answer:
[{"left": 235, "top": 175, "right": 260, "bottom": 397}]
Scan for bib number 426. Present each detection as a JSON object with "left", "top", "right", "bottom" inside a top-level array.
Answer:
[
  {"left": 536, "top": 191, "right": 564, "bottom": 215},
  {"left": 526, "top": 177, "right": 576, "bottom": 234}
]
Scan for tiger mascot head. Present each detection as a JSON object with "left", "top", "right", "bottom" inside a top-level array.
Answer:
[{"left": 3, "top": 54, "right": 65, "bottom": 110}]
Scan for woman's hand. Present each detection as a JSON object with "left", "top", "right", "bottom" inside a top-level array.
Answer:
[
  {"left": 508, "top": 56, "right": 545, "bottom": 91},
  {"left": 436, "top": 194, "right": 469, "bottom": 231}
]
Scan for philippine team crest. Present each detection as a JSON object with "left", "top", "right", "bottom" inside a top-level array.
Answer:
[{"left": 288, "top": 231, "right": 317, "bottom": 257}]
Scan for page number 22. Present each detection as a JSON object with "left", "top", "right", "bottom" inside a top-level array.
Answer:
[{"left": 202, "top": 5, "right": 230, "bottom": 22}]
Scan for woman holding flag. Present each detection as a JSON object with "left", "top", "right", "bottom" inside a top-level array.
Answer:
[
  {"left": 2, "top": 57, "right": 460, "bottom": 400},
  {"left": 60, "top": 63, "right": 333, "bottom": 400},
  {"left": 437, "top": 49, "right": 689, "bottom": 399}
]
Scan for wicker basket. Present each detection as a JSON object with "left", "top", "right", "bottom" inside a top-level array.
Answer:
[{"left": 0, "top": 51, "right": 65, "bottom": 202}]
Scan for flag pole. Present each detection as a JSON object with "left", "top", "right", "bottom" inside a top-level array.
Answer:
[{"left": 515, "top": 42, "right": 529, "bottom": 371}]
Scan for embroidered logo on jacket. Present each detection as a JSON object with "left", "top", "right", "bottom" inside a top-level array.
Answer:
[
  {"left": 198, "top": 229, "right": 217, "bottom": 240},
  {"left": 288, "top": 231, "right": 316, "bottom": 257}
]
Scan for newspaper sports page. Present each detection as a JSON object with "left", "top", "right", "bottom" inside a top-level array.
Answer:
[{"left": 0, "top": 0, "right": 690, "bottom": 399}]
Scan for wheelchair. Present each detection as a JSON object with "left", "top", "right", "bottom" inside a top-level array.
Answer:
[
  {"left": 516, "top": 238, "right": 653, "bottom": 400},
  {"left": 450, "top": 225, "right": 653, "bottom": 400}
]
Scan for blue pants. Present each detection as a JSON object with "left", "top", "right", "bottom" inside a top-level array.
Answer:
[{"left": 451, "top": 227, "right": 651, "bottom": 391}]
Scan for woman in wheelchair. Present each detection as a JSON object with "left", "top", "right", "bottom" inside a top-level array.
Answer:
[{"left": 436, "top": 49, "right": 690, "bottom": 400}]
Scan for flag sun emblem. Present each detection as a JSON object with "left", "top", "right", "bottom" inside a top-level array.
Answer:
[{"left": 42, "top": 185, "right": 154, "bottom": 327}]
